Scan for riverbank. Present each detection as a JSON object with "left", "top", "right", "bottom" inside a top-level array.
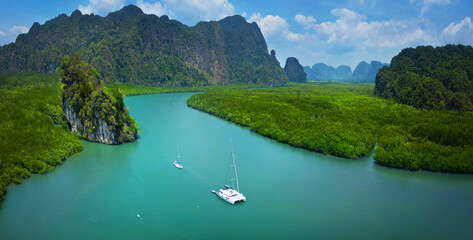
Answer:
[
  {"left": 0, "top": 72, "right": 82, "bottom": 201},
  {"left": 187, "top": 82, "right": 473, "bottom": 173},
  {"left": 0, "top": 72, "right": 265, "bottom": 201},
  {"left": 2, "top": 92, "right": 473, "bottom": 239}
]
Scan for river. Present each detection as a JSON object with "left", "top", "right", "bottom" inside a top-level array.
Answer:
[{"left": 1, "top": 93, "right": 472, "bottom": 239}]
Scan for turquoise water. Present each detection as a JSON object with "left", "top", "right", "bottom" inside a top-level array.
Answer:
[{"left": 1, "top": 93, "right": 473, "bottom": 239}]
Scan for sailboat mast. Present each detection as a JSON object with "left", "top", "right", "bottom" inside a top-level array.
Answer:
[
  {"left": 231, "top": 141, "right": 240, "bottom": 192},
  {"left": 177, "top": 144, "right": 180, "bottom": 162}
]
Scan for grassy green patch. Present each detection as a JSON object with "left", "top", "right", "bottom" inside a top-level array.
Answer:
[
  {"left": 187, "top": 82, "right": 473, "bottom": 173},
  {"left": 0, "top": 72, "right": 82, "bottom": 201},
  {"left": 105, "top": 82, "right": 268, "bottom": 96}
]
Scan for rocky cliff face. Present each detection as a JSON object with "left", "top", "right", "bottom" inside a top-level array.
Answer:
[
  {"left": 63, "top": 98, "right": 117, "bottom": 144},
  {"left": 0, "top": 5, "right": 287, "bottom": 87},
  {"left": 284, "top": 57, "right": 306, "bottom": 83},
  {"left": 59, "top": 55, "right": 138, "bottom": 145}
]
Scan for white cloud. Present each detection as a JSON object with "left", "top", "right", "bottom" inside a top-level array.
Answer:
[
  {"left": 9, "top": 26, "right": 29, "bottom": 34},
  {"left": 330, "top": 8, "right": 365, "bottom": 22},
  {"left": 310, "top": 8, "right": 433, "bottom": 49},
  {"left": 134, "top": 0, "right": 234, "bottom": 23},
  {"left": 249, "top": 13, "right": 288, "bottom": 37},
  {"left": 249, "top": 12, "right": 306, "bottom": 42},
  {"left": 0, "top": 31, "right": 5, "bottom": 36},
  {"left": 167, "top": 0, "right": 234, "bottom": 21},
  {"left": 294, "top": 14, "right": 316, "bottom": 30},
  {"left": 441, "top": 17, "right": 473, "bottom": 44},
  {"left": 136, "top": 0, "right": 167, "bottom": 16},
  {"left": 247, "top": 8, "right": 443, "bottom": 69},
  {"left": 79, "top": 0, "right": 125, "bottom": 15},
  {"left": 78, "top": 4, "right": 94, "bottom": 14},
  {"left": 410, "top": 0, "right": 452, "bottom": 15}
]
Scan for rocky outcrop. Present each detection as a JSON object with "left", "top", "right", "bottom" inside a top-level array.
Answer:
[
  {"left": 284, "top": 57, "right": 306, "bottom": 83},
  {"left": 59, "top": 55, "right": 138, "bottom": 144},
  {"left": 351, "top": 61, "right": 388, "bottom": 82}
]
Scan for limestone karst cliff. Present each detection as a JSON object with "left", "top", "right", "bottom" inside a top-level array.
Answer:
[{"left": 58, "top": 55, "right": 138, "bottom": 144}]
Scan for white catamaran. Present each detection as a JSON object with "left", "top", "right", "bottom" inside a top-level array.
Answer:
[
  {"left": 212, "top": 142, "right": 246, "bottom": 205},
  {"left": 173, "top": 144, "right": 183, "bottom": 169}
]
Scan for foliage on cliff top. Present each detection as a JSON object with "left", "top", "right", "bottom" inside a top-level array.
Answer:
[
  {"left": 374, "top": 44, "right": 473, "bottom": 110},
  {"left": 57, "top": 55, "right": 138, "bottom": 142},
  {"left": 187, "top": 82, "right": 473, "bottom": 173},
  {"left": 0, "top": 5, "right": 287, "bottom": 87},
  {"left": 0, "top": 72, "right": 82, "bottom": 201}
]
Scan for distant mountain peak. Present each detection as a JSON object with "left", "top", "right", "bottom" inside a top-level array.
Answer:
[
  {"left": 70, "top": 9, "right": 82, "bottom": 18},
  {"left": 303, "top": 60, "right": 387, "bottom": 82},
  {"left": 117, "top": 4, "right": 144, "bottom": 16},
  {"left": 352, "top": 60, "right": 388, "bottom": 82},
  {"left": 221, "top": 15, "right": 246, "bottom": 22},
  {"left": 284, "top": 57, "right": 306, "bottom": 83},
  {"left": 304, "top": 63, "right": 352, "bottom": 81}
]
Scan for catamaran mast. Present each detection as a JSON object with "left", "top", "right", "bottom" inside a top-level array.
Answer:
[{"left": 231, "top": 141, "right": 239, "bottom": 192}]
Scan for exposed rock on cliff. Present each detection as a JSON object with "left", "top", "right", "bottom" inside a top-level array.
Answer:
[{"left": 58, "top": 55, "right": 138, "bottom": 144}]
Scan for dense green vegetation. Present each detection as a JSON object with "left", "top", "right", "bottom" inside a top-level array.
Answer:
[
  {"left": 58, "top": 55, "right": 138, "bottom": 144},
  {"left": 375, "top": 44, "right": 473, "bottom": 110},
  {"left": 106, "top": 82, "right": 268, "bottom": 96},
  {"left": 187, "top": 82, "right": 473, "bottom": 173},
  {"left": 0, "top": 5, "right": 287, "bottom": 87},
  {"left": 0, "top": 72, "right": 83, "bottom": 201}
]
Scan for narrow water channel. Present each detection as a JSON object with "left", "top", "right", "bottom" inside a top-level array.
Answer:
[{"left": 1, "top": 93, "right": 472, "bottom": 239}]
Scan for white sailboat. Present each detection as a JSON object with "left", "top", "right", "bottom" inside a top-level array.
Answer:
[
  {"left": 213, "top": 142, "right": 246, "bottom": 205},
  {"left": 173, "top": 144, "right": 183, "bottom": 169}
]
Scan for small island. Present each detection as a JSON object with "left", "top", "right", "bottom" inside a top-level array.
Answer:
[{"left": 58, "top": 55, "right": 139, "bottom": 144}]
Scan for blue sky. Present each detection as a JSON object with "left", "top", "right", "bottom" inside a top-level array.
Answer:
[{"left": 1, "top": 0, "right": 472, "bottom": 69}]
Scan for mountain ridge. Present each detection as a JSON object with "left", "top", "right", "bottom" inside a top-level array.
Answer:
[
  {"left": 0, "top": 4, "right": 288, "bottom": 87},
  {"left": 303, "top": 61, "right": 388, "bottom": 82}
]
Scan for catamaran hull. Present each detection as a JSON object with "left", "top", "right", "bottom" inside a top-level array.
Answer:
[
  {"left": 217, "top": 192, "right": 236, "bottom": 204},
  {"left": 216, "top": 189, "right": 246, "bottom": 205}
]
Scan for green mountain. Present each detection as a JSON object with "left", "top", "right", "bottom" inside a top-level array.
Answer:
[
  {"left": 303, "top": 61, "right": 387, "bottom": 82},
  {"left": 0, "top": 5, "right": 287, "bottom": 87},
  {"left": 374, "top": 45, "right": 473, "bottom": 111},
  {"left": 284, "top": 57, "right": 306, "bottom": 83},
  {"left": 351, "top": 61, "right": 388, "bottom": 82},
  {"left": 304, "top": 63, "right": 352, "bottom": 80}
]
